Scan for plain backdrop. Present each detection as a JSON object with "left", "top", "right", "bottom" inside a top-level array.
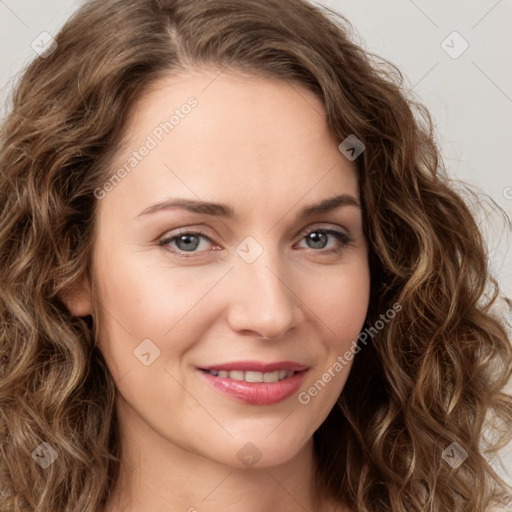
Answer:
[{"left": 1, "top": 0, "right": 511, "bottom": 492}]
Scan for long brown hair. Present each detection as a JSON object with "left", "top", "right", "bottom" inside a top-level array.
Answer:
[{"left": 1, "top": 0, "right": 511, "bottom": 510}]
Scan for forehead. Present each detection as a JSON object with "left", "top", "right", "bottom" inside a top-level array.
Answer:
[{"left": 103, "top": 69, "right": 359, "bottom": 217}]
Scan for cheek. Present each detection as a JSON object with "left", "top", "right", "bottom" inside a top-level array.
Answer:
[
  {"left": 92, "top": 252, "right": 231, "bottom": 358},
  {"left": 301, "top": 257, "right": 370, "bottom": 345},
  {"left": 295, "top": 262, "right": 369, "bottom": 414}
]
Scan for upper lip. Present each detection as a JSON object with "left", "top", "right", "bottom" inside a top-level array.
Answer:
[{"left": 199, "top": 361, "right": 309, "bottom": 373}]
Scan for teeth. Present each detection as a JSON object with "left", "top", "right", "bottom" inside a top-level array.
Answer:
[
  {"left": 263, "top": 370, "right": 280, "bottom": 383},
  {"left": 245, "top": 371, "right": 263, "bottom": 382},
  {"left": 207, "top": 369, "right": 295, "bottom": 382}
]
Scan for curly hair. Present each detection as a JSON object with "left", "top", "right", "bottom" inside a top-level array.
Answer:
[{"left": 1, "top": 0, "right": 511, "bottom": 510}]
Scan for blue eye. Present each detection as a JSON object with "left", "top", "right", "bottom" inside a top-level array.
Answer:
[{"left": 158, "top": 226, "right": 352, "bottom": 258}]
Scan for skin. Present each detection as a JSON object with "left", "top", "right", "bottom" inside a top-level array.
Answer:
[{"left": 65, "top": 68, "right": 370, "bottom": 512}]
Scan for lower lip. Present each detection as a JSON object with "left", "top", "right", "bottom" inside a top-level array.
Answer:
[{"left": 198, "top": 370, "right": 308, "bottom": 405}]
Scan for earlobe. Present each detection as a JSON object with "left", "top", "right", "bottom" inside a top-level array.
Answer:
[{"left": 60, "top": 278, "right": 93, "bottom": 317}]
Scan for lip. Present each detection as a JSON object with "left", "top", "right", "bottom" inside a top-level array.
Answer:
[{"left": 198, "top": 361, "right": 309, "bottom": 405}]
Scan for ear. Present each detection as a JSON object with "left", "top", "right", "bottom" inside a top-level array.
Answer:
[{"left": 59, "top": 278, "right": 93, "bottom": 317}]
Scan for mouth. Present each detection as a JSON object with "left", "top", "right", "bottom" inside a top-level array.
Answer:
[{"left": 197, "top": 361, "right": 309, "bottom": 405}]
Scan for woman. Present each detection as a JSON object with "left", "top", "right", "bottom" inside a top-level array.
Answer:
[{"left": 0, "top": 0, "right": 511, "bottom": 510}]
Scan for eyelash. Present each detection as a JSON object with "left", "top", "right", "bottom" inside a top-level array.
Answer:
[{"left": 157, "top": 225, "right": 353, "bottom": 258}]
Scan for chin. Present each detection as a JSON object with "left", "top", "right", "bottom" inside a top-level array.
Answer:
[{"left": 194, "top": 428, "right": 314, "bottom": 470}]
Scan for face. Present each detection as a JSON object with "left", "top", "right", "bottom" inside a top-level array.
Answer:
[{"left": 72, "top": 68, "right": 370, "bottom": 469}]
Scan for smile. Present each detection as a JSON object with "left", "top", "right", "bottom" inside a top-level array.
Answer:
[{"left": 198, "top": 361, "right": 309, "bottom": 405}]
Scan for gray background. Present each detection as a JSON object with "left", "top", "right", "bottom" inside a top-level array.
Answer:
[{"left": 1, "top": 0, "right": 511, "bottom": 490}]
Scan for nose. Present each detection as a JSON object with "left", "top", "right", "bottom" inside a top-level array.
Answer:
[{"left": 226, "top": 244, "right": 305, "bottom": 340}]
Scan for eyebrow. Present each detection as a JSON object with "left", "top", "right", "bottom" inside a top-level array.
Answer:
[{"left": 136, "top": 193, "right": 360, "bottom": 220}]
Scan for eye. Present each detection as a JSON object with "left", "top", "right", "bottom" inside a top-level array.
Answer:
[
  {"left": 295, "top": 226, "right": 353, "bottom": 254},
  {"left": 158, "top": 225, "right": 353, "bottom": 258},
  {"left": 158, "top": 228, "right": 216, "bottom": 256}
]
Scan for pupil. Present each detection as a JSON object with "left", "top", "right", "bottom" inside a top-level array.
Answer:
[
  {"left": 308, "top": 232, "right": 327, "bottom": 249},
  {"left": 177, "top": 234, "right": 199, "bottom": 251}
]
